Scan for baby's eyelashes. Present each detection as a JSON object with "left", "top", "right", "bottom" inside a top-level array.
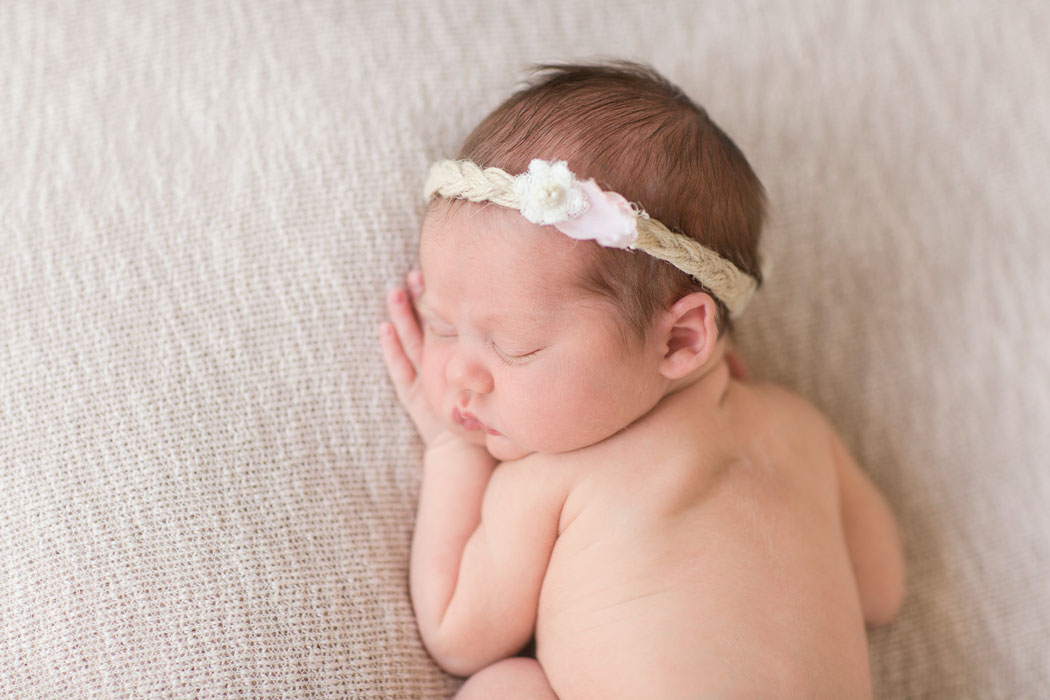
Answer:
[
  {"left": 491, "top": 342, "right": 543, "bottom": 366},
  {"left": 422, "top": 320, "right": 457, "bottom": 339}
]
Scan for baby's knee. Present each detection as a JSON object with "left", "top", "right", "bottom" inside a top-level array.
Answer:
[{"left": 454, "top": 657, "right": 558, "bottom": 700}]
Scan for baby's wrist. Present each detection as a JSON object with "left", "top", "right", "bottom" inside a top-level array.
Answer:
[{"left": 424, "top": 432, "right": 495, "bottom": 462}]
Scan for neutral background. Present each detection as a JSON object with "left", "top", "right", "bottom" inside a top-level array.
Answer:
[{"left": 2, "top": 1, "right": 1048, "bottom": 698}]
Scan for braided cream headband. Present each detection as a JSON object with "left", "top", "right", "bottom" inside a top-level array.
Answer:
[{"left": 424, "top": 158, "right": 761, "bottom": 318}]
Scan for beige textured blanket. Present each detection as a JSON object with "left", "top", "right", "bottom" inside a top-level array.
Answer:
[{"left": 2, "top": 1, "right": 1048, "bottom": 697}]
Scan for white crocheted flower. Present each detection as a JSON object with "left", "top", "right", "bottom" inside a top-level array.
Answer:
[{"left": 513, "top": 159, "right": 589, "bottom": 225}]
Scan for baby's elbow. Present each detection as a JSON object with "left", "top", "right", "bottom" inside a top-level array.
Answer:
[
  {"left": 419, "top": 625, "right": 482, "bottom": 677},
  {"left": 427, "top": 643, "right": 486, "bottom": 678},
  {"left": 421, "top": 623, "right": 510, "bottom": 677}
]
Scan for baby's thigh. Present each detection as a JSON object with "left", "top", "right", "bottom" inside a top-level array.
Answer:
[{"left": 455, "top": 657, "right": 558, "bottom": 700}]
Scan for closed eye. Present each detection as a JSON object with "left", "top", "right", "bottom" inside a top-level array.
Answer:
[
  {"left": 492, "top": 342, "right": 543, "bottom": 366},
  {"left": 423, "top": 321, "right": 457, "bottom": 339}
]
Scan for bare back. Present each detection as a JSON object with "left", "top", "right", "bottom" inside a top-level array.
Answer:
[{"left": 515, "top": 364, "right": 871, "bottom": 699}]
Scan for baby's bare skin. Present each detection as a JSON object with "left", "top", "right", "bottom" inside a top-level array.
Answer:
[
  {"left": 492, "top": 364, "right": 876, "bottom": 698},
  {"left": 380, "top": 202, "right": 904, "bottom": 699}
]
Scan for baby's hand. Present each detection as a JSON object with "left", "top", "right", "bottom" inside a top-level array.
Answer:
[{"left": 379, "top": 270, "right": 449, "bottom": 447}]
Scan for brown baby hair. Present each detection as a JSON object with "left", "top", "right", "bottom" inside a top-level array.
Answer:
[{"left": 440, "top": 59, "right": 766, "bottom": 341}]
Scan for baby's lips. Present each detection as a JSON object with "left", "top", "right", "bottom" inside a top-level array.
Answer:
[
  {"left": 452, "top": 406, "right": 479, "bottom": 431},
  {"left": 454, "top": 407, "right": 502, "bottom": 436}
]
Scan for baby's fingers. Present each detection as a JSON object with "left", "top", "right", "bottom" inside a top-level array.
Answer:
[
  {"left": 380, "top": 319, "right": 445, "bottom": 444},
  {"left": 406, "top": 269, "right": 424, "bottom": 301},
  {"left": 386, "top": 286, "right": 424, "bottom": 367},
  {"left": 379, "top": 321, "right": 417, "bottom": 391}
]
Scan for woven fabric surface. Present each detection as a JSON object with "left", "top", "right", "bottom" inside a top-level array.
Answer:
[{"left": 1, "top": 1, "right": 1048, "bottom": 698}]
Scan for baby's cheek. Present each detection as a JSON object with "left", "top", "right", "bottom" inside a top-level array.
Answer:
[{"left": 541, "top": 378, "right": 624, "bottom": 449}]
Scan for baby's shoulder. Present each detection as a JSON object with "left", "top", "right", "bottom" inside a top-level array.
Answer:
[
  {"left": 729, "top": 382, "right": 845, "bottom": 499},
  {"left": 734, "top": 381, "right": 836, "bottom": 441}
]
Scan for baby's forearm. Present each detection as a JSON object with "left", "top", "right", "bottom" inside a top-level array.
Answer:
[{"left": 410, "top": 439, "right": 497, "bottom": 654}]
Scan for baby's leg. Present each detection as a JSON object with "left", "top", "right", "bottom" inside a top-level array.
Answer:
[{"left": 454, "top": 657, "right": 558, "bottom": 700}]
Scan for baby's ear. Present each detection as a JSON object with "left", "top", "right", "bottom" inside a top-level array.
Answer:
[{"left": 656, "top": 292, "right": 720, "bottom": 380}]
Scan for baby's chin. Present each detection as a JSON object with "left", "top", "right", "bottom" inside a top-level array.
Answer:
[
  {"left": 442, "top": 418, "right": 535, "bottom": 461},
  {"left": 485, "top": 434, "right": 535, "bottom": 462},
  {"left": 451, "top": 424, "right": 488, "bottom": 446}
]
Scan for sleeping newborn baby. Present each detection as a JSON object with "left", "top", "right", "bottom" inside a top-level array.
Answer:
[{"left": 379, "top": 61, "right": 904, "bottom": 699}]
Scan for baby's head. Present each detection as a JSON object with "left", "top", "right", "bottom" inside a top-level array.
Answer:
[
  {"left": 431, "top": 60, "right": 766, "bottom": 341},
  {"left": 416, "top": 61, "right": 767, "bottom": 460}
]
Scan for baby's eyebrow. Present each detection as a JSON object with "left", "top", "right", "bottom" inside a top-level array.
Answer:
[
  {"left": 476, "top": 307, "right": 558, "bottom": 333},
  {"left": 416, "top": 291, "right": 560, "bottom": 333}
]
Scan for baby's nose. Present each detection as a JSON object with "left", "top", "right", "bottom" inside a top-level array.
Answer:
[{"left": 445, "top": 348, "right": 494, "bottom": 395}]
